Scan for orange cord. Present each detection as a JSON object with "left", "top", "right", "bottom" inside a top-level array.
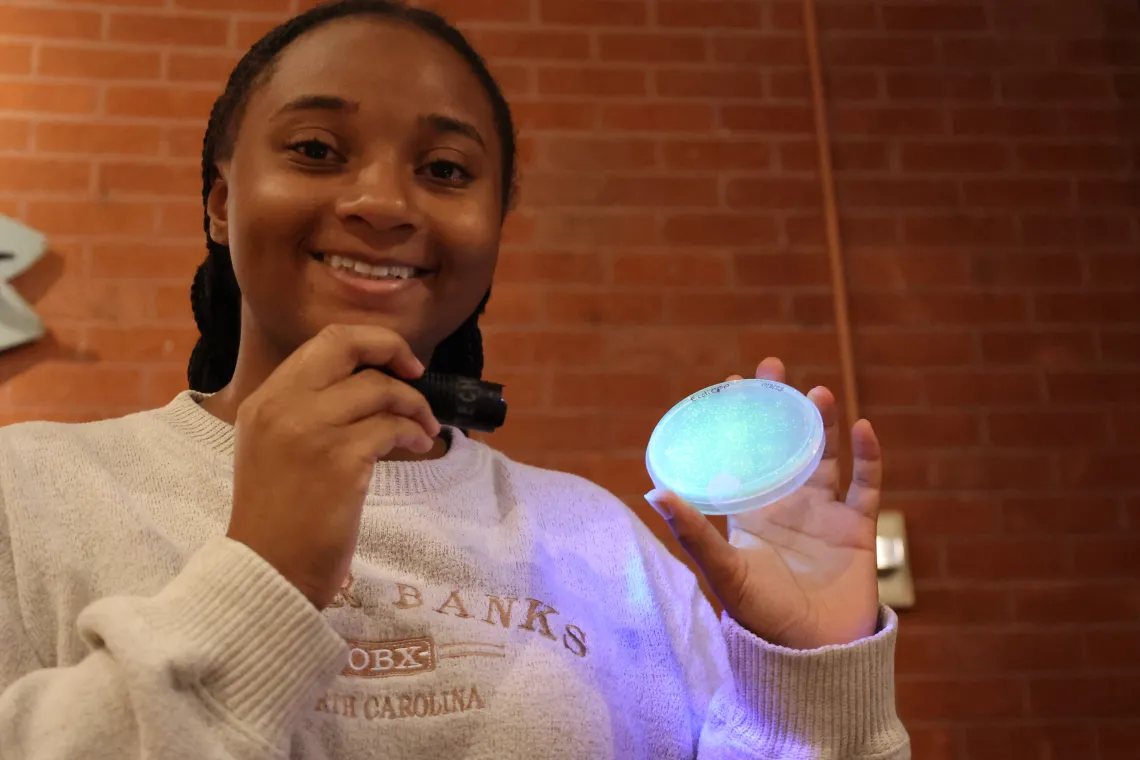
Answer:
[{"left": 802, "top": 0, "right": 861, "bottom": 431}]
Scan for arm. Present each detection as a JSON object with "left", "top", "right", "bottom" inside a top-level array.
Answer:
[
  {"left": 696, "top": 598, "right": 910, "bottom": 759},
  {"left": 0, "top": 493, "right": 347, "bottom": 760}
]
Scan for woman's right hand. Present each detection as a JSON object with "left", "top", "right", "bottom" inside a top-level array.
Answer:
[{"left": 226, "top": 324, "right": 441, "bottom": 610}]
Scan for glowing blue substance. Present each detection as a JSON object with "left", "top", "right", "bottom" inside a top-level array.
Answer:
[{"left": 646, "top": 379, "right": 825, "bottom": 515}]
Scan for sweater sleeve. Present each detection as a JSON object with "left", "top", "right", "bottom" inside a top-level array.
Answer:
[
  {"left": 0, "top": 497, "right": 348, "bottom": 760},
  {"left": 693, "top": 595, "right": 910, "bottom": 759}
]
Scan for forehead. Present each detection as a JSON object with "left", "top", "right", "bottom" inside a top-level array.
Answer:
[{"left": 249, "top": 16, "right": 497, "bottom": 135}]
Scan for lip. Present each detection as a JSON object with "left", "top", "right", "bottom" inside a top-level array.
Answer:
[{"left": 313, "top": 250, "right": 432, "bottom": 273}]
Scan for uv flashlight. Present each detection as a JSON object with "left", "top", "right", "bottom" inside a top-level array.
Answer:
[{"left": 358, "top": 367, "right": 507, "bottom": 433}]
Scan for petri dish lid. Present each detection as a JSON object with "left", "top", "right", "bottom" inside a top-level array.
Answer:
[{"left": 646, "top": 379, "right": 825, "bottom": 516}]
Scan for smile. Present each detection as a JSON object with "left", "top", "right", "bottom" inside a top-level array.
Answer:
[{"left": 313, "top": 252, "right": 427, "bottom": 282}]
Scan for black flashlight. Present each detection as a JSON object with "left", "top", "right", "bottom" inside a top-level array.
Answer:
[{"left": 359, "top": 367, "right": 507, "bottom": 433}]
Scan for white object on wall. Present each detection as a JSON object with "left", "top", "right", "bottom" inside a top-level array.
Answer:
[
  {"left": 0, "top": 215, "right": 46, "bottom": 355},
  {"left": 876, "top": 510, "right": 915, "bottom": 610}
]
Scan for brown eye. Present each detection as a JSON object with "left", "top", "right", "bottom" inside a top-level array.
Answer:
[
  {"left": 288, "top": 139, "right": 335, "bottom": 162},
  {"left": 423, "top": 160, "right": 470, "bottom": 184}
]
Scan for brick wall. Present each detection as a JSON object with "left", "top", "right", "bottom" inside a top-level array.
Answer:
[{"left": 1, "top": 0, "right": 1138, "bottom": 756}]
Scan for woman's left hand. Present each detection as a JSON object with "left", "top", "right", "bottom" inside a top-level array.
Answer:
[{"left": 646, "top": 357, "right": 882, "bottom": 650}]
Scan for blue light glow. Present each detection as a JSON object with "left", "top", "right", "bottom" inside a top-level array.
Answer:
[{"left": 646, "top": 380, "right": 824, "bottom": 515}]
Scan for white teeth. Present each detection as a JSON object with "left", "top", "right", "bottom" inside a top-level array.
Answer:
[{"left": 324, "top": 254, "right": 417, "bottom": 280}]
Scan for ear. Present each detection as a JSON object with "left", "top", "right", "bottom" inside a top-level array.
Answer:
[{"left": 206, "top": 165, "right": 230, "bottom": 246}]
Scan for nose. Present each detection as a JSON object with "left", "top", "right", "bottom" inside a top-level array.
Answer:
[{"left": 334, "top": 159, "right": 416, "bottom": 232}]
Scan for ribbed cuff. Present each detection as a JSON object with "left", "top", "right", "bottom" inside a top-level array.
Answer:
[
  {"left": 147, "top": 538, "right": 348, "bottom": 744},
  {"left": 721, "top": 606, "right": 905, "bottom": 757}
]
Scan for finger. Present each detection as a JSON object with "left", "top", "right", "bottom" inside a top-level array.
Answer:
[
  {"left": 753, "top": 357, "right": 785, "bottom": 383},
  {"left": 321, "top": 369, "right": 440, "bottom": 435},
  {"left": 801, "top": 385, "right": 841, "bottom": 492},
  {"left": 645, "top": 489, "right": 745, "bottom": 611},
  {"left": 348, "top": 413, "right": 437, "bottom": 461},
  {"left": 844, "top": 419, "right": 882, "bottom": 518},
  {"left": 725, "top": 374, "right": 744, "bottom": 382},
  {"left": 279, "top": 324, "right": 424, "bottom": 391}
]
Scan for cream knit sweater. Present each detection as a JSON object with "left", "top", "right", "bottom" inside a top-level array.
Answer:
[{"left": 0, "top": 391, "right": 909, "bottom": 759}]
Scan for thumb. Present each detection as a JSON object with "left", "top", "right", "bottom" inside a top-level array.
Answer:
[{"left": 645, "top": 489, "right": 743, "bottom": 609}]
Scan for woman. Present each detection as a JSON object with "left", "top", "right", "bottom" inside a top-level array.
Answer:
[{"left": 0, "top": 1, "right": 909, "bottom": 758}]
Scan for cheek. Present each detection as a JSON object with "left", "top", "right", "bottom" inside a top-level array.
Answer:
[
  {"left": 434, "top": 200, "right": 500, "bottom": 277},
  {"left": 228, "top": 168, "right": 321, "bottom": 276}
]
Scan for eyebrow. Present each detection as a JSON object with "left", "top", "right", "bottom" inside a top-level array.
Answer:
[
  {"left": 274, "top": 94, "right": 360, "bottom": 117},
  {"left": 422, "top": 113, "right": 486, "bottom": 149}
]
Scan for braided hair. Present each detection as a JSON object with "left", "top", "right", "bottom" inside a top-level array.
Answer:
[{"left": 189, "top": 0, "right": 516, "bottom": 393}]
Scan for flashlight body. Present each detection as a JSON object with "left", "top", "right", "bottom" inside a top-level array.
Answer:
[{"left": 359, "top": 367, "right": 507, "bottom": 433}]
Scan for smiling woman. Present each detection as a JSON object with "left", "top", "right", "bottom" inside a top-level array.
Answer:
[{"left": 0, "top": 2, "right": 908, "bottom": 759}]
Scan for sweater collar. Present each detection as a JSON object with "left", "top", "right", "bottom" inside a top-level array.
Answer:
[{"left": 156, "top": 390, "right": 486, "bottom": 499}]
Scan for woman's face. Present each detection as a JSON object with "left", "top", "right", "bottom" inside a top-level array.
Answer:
[{"left": 207, "top": 17, "right": 503, "bottom": 365}]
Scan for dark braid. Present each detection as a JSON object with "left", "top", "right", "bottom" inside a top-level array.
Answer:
[{"left": 189, "top": 0, "right": 517, "bottom": 393}]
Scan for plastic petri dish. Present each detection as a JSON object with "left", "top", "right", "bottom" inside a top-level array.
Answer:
[{"left": 646, "top": 379, "right": 825, "bottom": 516}]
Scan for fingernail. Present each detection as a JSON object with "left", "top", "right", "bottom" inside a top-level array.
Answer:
[{"left": 644, "top": 490, "right": 674, "bottom": 520}]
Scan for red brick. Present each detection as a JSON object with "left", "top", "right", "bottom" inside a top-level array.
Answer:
[
  {"left": 856, "top": 332, "right": 976, "bottom": 367},
  {"left": 770, "top": 1, "right": 879, "bottom": 31},
  {"left": 1089, "top": 252, "right": 1140, "bottom": 287},
  {"left": 886, "top": 73, "right": 996, "bottom": 102},
  {"left": 1002, "top": 497, "right": 1122, "bottom": 535},
  {"left": 898, "top": 630, "right": 1080, "bottom": 675},
  {"left": 482, "top": 285, "right": 543, "bottom": 326},
  {"left": 1085, "top": 629, "right": 1140, "bottom": 668},
  {"left": 941, "top": 37, "right": 1055, "bottom": 67},
  {"left": 539, "top": 0, "right": 646, "bottom": 26},
  {"left": 1102, "top": 331, "right": 1140, "bottom": 364},
  {"left": 108, "top": 13, "right": 228, "bottom": 46},
  {"left": 97, "top": 162, "right": 202, "bottom": 198},
  {"left": 1017, "top": 143, "right": 1130, "bottom": 172},
  {"left": 1101, "top": 722, "right": 1140, "bottom": 760},
  {"left": 1078, "top": 179, "right": 1140, "bottom": 207},
  {"left": 936, "top": 452, "right": 1052, "bottom": 489},
  {"left": 167, "top": 52, "right": 241, "bottom": 84},
  {"left": 658, "top": 1, "right": 763, "bottom": 29},
  {"left": 847, "top": 251, "right": 970, "bottom": 288},
  {"left": 86, "top": 327, "right": 199, "bottom": 363},
  {"left": 1018, "top": 583, "right": 1140, "bottom": 624},
  {"left": 990, "top": 411, "right": 1107, "bottom": 448},
  {"left": 1023, "top": 215, "right": 1136, "bottom": 248},
  {"left": 36, "top": 122, "right": 163, "bottom": 156},
  {"left": 859, "top": 369, "right": 926, "bottom": 407},
  {"left": 599, "top": 33, "right": 707, "bottom": 62},
  {"left": 614, "top": 251, "right": 729, "bottom": 288},
  {"left": 1030, "top": 677, "right": 1140, "bottom": 718},
  {"left": 981, "top": 330, "right": 1096, "bottom": 367},
  {"left": 665, "top": 292, "right": 787, "bottom": 327},
  {"left": 725, "top": 178, "right": 820, "bottom": 210},
  {"left": 545, "top": 291, "right": 662, "bottom": 325},
  {"left": 896, "top": 678, "right": 1023, "bottom": 721},
  {"left": 891, "top": 496, "right": 1001, "bottom": 535},
  {"left": 904, "top": 214, "right": 1017, "bottom": 246},
  {"left": 89, "top": 242, "right": 203, "bottom": 280},
  {"left": 536, "top": 67, "right": 647, "bottom": 97},
  {"left": 0, "top": 120, "right": 29, "bottom": 150},
  {"left": 1034, "top": 293, "right": 1138, "bottom": 324},
  {"left": 907, "top": 586, "right": 1012, "bottom": 626},
  {"left": 549, "top": 371, "right": 672, "bottom": 410},
  {"left": 38, "top": 46, "right": 162, "bottom": 80},
  {"left": 602, "top": 103, "right": 713, "bottom": 132},
  {"left": 902, "top": 141, "right": 1010, "bottom": 172},
  {"left": 964, "top": 725, "right": 1096, "bottom": 760},
  {"left": 827, "top": 37, "right": 939, "bottom": 67},
  {"left": 173, "top": 0, "right": 289, "bottom": 9},
  {"left": 1071, "top": 538, "right": 1140, "bottom": 579},
  {"left": 472, "top": 30, "right": 591, "bottom": 60},
  {"left": 234, "top": 19, "right": 279, "bottom": 48},
  {"left": 5, "top": 363, "right": 144, "bottom": 407},
  {"left": 534, "top": 213, "right": 658, "bottom": 247},
  {"left": 511, "top": 101, "right": 598, "bottom": 131},
  {"left": 663, "top": 139, "right": 771, "bottom": 170},
  {"left": 854, "top": 292, "right": 1028, "bottom": 326},
  {"left": 831, "top": 106, "right": 946, "bottom": 135},
  {"left": 737, "top": 330, "right": 839, "bottom": 366},
  {"left": 1047, "top": 372, "right": 1140, "bottom": 404},
  {"left": 837, "top": 178, "right": 958, "bottom": 209},
  {"left": 663, "top": 213, "right": 779, "bottom": 246},
  {"left": 0, "top": 43, "right": 32, "bottom": 75},
  {"left": 904, "top": 727, "right": 958, "bottom": 760},
  {"left": 0, "top": 7, "right": 102, "bottom": 39},
  {"left": 735, "top": 252, "right": 830, "bottom": 288},
  {"left": 963, "top": 179, "right": 1073, "bottom": 208},
  {"left": 973, "top": 253, "right": 1082, "bottom": 286},
  {"left": 873, "top": 411, "right": 982, "bottom": 448},
  {"left": 709, "top": 35, "right": 806, "bottom": 66},
  {"left": 772, "top": 71, "right": 879, "bottom": 101},
  {"left": 0, "top": 157, "right": 90, "bottom": 193},
  {"left": 720, "top": 105, "right": 814, "bottom": 134},
  {"left": 1003, "top": 72, "right": 1116, "bottom": 102},
  {"left": 158, "top": 202, "right": 204, "bottom": 238},
  {"left": 655, "top": 69, "right": 765, "bottom": 99},
  {"left": 483, "top": 330, "right": 599, "bottom": 368},
  {"left": 1056, "top": 453, "right": 1140, "bottom": 489},
  {"left": 951, "top": 106, "right": 1062, "bottom": 137},
  {"left": 882, "top": 3, "right": 989, "bottom": 31},
  {"left": 605, "top": 328, "right": 741, "bottom": 371},
  {"left": 537, "top": 137, "right": 657, "bottom": 170},
  {"left": 0, "top": 82, "right": 98, "bottom": 115},
  {"left": 26, "top": 201, "right": 156, "bottom": 237},
  {"left": 946, "top": 538, "right": 1070, "bottom": 580},
  {"left": 429, "top": 0, "right": 532, "bottom": 22},
  {"left": 105, "top": 86, "right": 217, "bottom": 120}
]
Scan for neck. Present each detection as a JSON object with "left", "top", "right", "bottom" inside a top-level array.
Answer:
[{"left": 195, "top": 329, "right": 447, "bottom": 463}]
